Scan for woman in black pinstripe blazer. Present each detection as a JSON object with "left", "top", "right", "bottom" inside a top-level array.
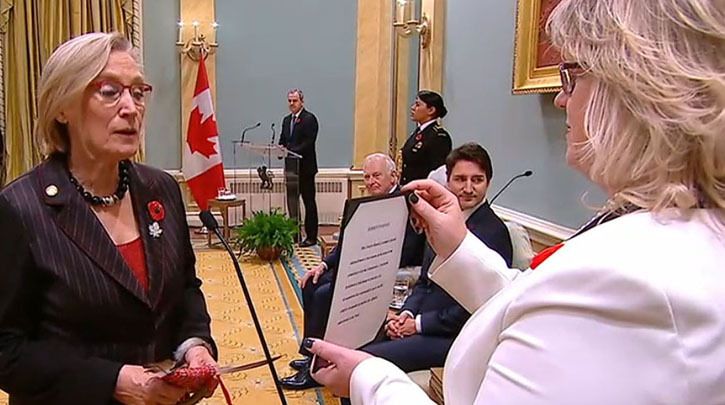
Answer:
[{"left": 0, "top": 33, "right": 217, "bottom": 404}]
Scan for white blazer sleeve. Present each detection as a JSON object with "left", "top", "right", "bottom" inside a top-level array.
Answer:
[
  {"left": 470, "top": 263, "right": 686, "bottom": 404},
  {"left": 350, "top": 358, "right": 435, "bottom": 405},
  {"left": 429, "top": 232, "right": 522, "bottom": 313}
]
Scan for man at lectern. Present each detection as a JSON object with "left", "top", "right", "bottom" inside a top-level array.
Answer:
[{"left": 279, "top": 88, "right": 320, "bottom": 247}]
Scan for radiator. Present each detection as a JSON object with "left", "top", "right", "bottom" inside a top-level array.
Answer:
[{"left": 179, "top": 169, "right": 349, "bottom": 227}]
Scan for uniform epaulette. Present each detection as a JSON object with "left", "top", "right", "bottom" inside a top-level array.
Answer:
[{"left": 434, "top": 125, "right": 449, "bottom": 136}]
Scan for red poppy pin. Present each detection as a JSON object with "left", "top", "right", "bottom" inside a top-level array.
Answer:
[
  {"left": 295, "top": 117, "right": 301, "bottom": 124},
  {"left": 148, "top": 200, "right": 165, "bottom": 222},
  {"left": 415, "top": 133, "right": 423, "bottom": 141}
]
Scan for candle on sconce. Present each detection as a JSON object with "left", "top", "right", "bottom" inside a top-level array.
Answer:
[
  {"left": 192, "top": 20, "right": 200, "bottom": 40},
  {"left": 211, "top": 22, "right": 219, "bottom": 41},
  {"left": 403, "top": 0, "right": 413, "bottom": 22},
  {"left": 177, "top": 21, "right": 184, "bottom": 43},
  {"left": 395, "top": 0, "right": 407, "bottom": 24},
  {"left": 408, "top": 0, "right": 417, "bottom": 22}
]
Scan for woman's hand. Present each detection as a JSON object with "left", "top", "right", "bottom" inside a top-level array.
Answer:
[
  {"left": 114, "top": 365, "right": 187, "bottom": 405},
  {"left": 306, "top": 339, "right": 372, "bottom": 398},
  {"left": 184, "top": 345, "right": 218, "bottom": 370},
  {"left": 402, "top": 180, "right": 467, "bottom": 259}
]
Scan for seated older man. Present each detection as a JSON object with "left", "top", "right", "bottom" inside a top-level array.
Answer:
[
  {"left": 359, "top": 143, "right": 513, "bottom": 372},
  {"left": 280, "top": 153, "right": 425, "bottom": 389}
]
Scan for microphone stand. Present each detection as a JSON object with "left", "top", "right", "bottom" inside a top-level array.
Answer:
[
  {"left": 200, "top": 212, "right": 288, "bottom": 405},
  {"left": 489, "top": 170, "right": 533, "bottom": 205},
  {"left": 266, "top": 124, "right": 276, "bottom": 204}
]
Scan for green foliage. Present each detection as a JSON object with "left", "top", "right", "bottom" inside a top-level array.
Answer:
[{"left": 236, "top": 209, "right": 299, "bottom": 256}]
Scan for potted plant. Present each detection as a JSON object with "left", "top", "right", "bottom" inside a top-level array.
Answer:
[{"left": 236, "top": 209, "right": 299, "bottom": 260}]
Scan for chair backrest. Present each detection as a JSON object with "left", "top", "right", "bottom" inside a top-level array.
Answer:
[
  {"left": 505, "top": 221, "right": 535, "bottom": 270},
  {"left": 427, "top": 165, "right": 448, "bottom": 186}
]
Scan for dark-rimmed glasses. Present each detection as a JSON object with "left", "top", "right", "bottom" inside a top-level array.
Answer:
[
  {"left": 559, "top": 62, "right": 583, "bottom": 96},
  {"left": 92, "top": 80, "right": 153, "bottom": 106}
]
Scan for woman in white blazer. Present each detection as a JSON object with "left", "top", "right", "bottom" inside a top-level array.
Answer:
[{"left": 303, "top": 0, "right": 725, "bottom": 403}]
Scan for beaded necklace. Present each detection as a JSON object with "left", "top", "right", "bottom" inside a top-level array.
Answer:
[{"left": 68, "top": 160, "right": 130, "bottom": 206}]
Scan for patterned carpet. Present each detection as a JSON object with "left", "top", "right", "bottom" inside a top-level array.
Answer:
[{"left": 0, "top": 244, "right": 335, "bottom": 405}]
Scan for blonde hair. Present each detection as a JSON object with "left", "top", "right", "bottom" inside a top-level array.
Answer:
[
  {"left": 35, "top": 32, "right": 137, "bottom": 155},
  {"left": 547, "top": 0, "right": 725, "bottom": 215}
]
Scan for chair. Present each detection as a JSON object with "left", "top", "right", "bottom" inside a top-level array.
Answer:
[
  {"left": 427, "top": 165, "right": 447, "bottom": 185},
  {"left": 505, "top": 220, "right": 535, "bottom": 270}
]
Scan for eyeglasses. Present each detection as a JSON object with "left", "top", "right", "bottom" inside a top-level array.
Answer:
[
  {"left": 92, "top": 80, "right": 153, "bottom": 106},
  {"left": 559, "top": 62, "right": 583, "bottom": 96}
]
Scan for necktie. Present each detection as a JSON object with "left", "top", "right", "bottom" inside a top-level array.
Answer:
[{"left": 290, "top": 115, "right": 296, "bottom": 136}]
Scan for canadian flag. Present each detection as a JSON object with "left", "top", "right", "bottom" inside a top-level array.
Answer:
[{"left": 182, "top": 57, "right": 225, "bottom": 211}]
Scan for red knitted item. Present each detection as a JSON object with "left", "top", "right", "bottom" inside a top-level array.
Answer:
[{"left": 162, "top": 365, "right": 232, "bottom": 405}]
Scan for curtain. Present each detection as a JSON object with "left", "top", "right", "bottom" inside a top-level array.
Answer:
[{"left": 2, "top": 0, "right": 136, "bottom": 185}]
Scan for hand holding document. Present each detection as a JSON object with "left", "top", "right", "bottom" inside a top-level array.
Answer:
[{"left": 324, "top": 193, "right": 409, "bottom": 348}]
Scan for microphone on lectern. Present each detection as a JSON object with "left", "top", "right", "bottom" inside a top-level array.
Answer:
[{"left": 240, "top": 122, "right": 261, "bottom": 143}]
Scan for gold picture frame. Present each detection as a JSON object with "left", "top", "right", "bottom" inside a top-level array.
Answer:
[{"left": 511, "top": 0, "right": 562, "bottom": 94}]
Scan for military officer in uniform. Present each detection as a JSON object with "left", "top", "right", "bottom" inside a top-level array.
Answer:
[{"left": 400, "top": 90, "right": 452, "bottom": 185}]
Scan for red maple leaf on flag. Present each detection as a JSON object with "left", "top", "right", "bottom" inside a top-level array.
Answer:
[{"left": 186, "top": 107, "right": 218, "bottom": 158}]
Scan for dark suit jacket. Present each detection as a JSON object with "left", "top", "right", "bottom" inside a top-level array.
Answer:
[
  {"left": 0, "top": 155, "right": 216, "bottom": 404},
  {"left": 401, "top": 202, "right": 512, "bottom": 336},
  {"left": 279, "top": 108, "right": 319, "bottom": 177},
  {"left": 400, "top": 123, "right": 452, "bottom": 185}
]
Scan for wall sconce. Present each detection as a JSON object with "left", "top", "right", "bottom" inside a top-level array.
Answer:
[
  {"left": 176, "top": 20, "right": 218, "bottom": 61},
  {"left": 392, "top": 0, "right": 430, "bottom": 49}
]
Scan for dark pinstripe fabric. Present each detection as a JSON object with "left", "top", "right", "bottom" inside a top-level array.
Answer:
[{"left": 0, "top": 155, "right": 216, "bottom": 404}]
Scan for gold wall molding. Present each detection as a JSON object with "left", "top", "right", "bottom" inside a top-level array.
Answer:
[
  {"left": 391, "top": 33, "right": 413, "bottom": 157},
  {"left": 351, "top": 0, "right": 394, "bottom": 169},
  {"left": 179, "top": 0, "right": 216, "bottom": 155},
  {"left": 419, "top": 0, "right": 445, "bottom": 92},
  {"left": 0, "top": 0, "right": 9, "bottom": 137}
]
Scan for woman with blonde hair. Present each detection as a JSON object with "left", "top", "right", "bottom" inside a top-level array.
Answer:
[
  {"left": 304, "top": 0, "right": 725, "bottom": 403},
  {"left": 0, "top": 32, "right": 217, "bottom": 404}
]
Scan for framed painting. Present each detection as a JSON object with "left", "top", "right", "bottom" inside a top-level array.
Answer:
[{"left": 511, "top": 0, "right": 562, "bottom": 94}]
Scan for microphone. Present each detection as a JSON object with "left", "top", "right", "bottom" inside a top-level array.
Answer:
[
  {"left": 270, "top": 123, "right": 276, "bottom": 144},
  {"left": 199, "top": 211, "right": 288, "bottom": 405},
  {"left": 241, "top": 122, "right": 261, "bottom": 143},
  {"left": 489, "top": 170, "right": 533, "bottom": 204}
]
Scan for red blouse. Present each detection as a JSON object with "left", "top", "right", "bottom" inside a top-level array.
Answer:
[{"left": 117, "top": 237, "right": 149, "bottom": 291}]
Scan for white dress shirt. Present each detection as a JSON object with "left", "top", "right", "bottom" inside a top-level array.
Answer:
[{"left": 416, "top": 119, "right": 436, "bottom": 134}]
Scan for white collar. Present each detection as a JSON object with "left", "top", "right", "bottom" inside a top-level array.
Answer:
[{"left": 418, "top": 119, "right": 436, "bottom": 132}]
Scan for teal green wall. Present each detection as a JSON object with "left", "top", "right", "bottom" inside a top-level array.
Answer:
[
  {"left": 142, "top": 1, "right": 357, "bottom": 170},
  {"left": 141, "top": 0, "right": 603, "bottom": 227},
  {"left": 142, "top": 0, "right": 181, "bottom": 169},
  {"left": 442, "top": 0, "right": 605, "bottom": 228},
  {"left": 215, "top": 0, "right": 357, "bottom": 170}
]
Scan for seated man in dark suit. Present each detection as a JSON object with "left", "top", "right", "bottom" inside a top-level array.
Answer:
[
  {"left": 360, "top": 142, "right": 513, "bottom": 372},
  {"left": 280, "top": 153, "right": 425, "bottom": 389}
]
